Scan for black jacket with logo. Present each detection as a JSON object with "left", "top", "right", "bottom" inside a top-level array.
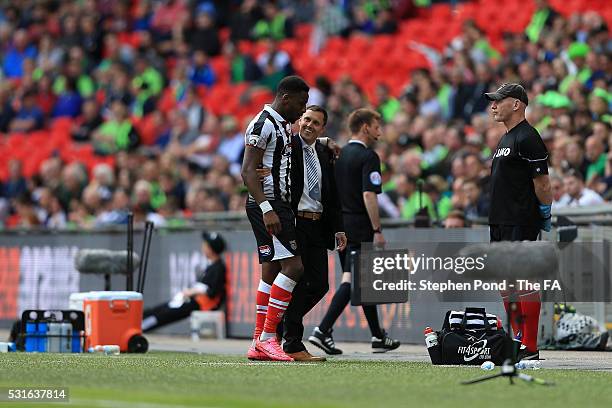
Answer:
[{"left": 489, "top": 120, "right": 549, "bottom": 226}]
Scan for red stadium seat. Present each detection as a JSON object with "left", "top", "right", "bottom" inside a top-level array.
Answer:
[
  {"left": 249, "top": 88, "right": 274, "bottom": 107},
  {"left": 294, "top": 24, "right": 312, "bottom": 41},
  {"left": 279, "top": 38, "right": 299, "bottom": 58},
  {"left": 219, "top": 27, "right": 230, "bottom": 44},
  {"left": 210, "top": 56, "right": 230, "bottom": 84}
]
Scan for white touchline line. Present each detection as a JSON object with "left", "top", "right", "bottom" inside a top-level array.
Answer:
[
  {"left": 196, "top": 361, "right": 318, "bottom": 366},
  {"left": 71, "top": 399, "right": 221, "bottom": 408}
]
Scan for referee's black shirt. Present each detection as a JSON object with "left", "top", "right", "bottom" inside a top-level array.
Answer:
[
  {"left": 488, "top": 120, "right": 549, "bottom": 226},
  {"left": 335, "top": 140, "right": 382, "bottom": 241}
]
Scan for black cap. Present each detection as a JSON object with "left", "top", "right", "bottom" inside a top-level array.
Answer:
[
  {"left": 202, "top": 231, "right": 226, "bottom": 255},
  {"left": 484, "top": 83, "right": 529, "bottom": 106}
]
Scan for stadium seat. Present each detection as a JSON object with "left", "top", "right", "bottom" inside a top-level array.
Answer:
[
  {"left": 210, "top": 56, "right": 230, "bottom": 84},
  {"left": 249, "top": 88, "right": 274, "bottom": 108},
  {"left": 219, "top": 27, "right": 230, "bottom": 45},
  {"left": 294, "top": 24, "right": 312, "bottom": 41},
  {"left": 279, "top": 38, "right": 299, "bottom": 58}
]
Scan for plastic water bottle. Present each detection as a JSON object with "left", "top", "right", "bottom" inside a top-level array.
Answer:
[
  {"left": 515, "top": 360, "right": 541, "bottom": 370},
  {"left": 47, "top": 322, "right": 61, "bottom": 353},
  {"left": 88, "top": 345, "right": 120, "bottom": 355},
  {"left": 480, "top": 361, "right": 495, "bottom": 371},
  {"left": 71, "top": 330, "right": 82, "bottom": 353},
  {"left": 0, "top": 342, "right": 16, "bottom": 353},
  {"left": 25, "top": 322, "right": 37, "bottom": 352},
  {"left": 424, "top": 327, "right": 442, "bottom": 364},
  {"left": 37, "top": 322, "right": 48, "bottom": 352},
  {"left": 60, "top": 323, "right": 72, "bottom": 353}
]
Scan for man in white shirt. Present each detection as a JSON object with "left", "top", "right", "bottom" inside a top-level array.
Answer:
[
  {"left": 556, "top": 169, "right": 604, "bottom": 207},
  {"left": 284, "top": 106, "right": 347, "bottom": 361}
]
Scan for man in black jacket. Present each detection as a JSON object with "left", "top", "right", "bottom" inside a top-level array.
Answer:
[
  {"left": 283, "top": 105, "right": 347, "bottom": 361},
  {"left": 261, "top": 106, "right": 347, "bottom": 360},
  {"left": 142, "top": 231, "right": 226, "bottom": 332},
  {"left": 308, "top": 108, "right": 400, "bottom": 355}
]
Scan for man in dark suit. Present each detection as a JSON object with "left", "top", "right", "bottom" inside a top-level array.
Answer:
[
  {"left": 260, "top": 106, "right": 346, "bottom": 361},
  {"left": 285, "top": 106, "right": 347, "bottom": 360}
]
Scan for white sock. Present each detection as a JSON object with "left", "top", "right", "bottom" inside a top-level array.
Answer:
[{"left": 259, "top": 331, "right": 276, "bottom": 341}]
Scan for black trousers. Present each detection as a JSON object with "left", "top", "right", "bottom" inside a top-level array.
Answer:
[
  {"left": 142, "top": 298, "right": 200, "bottom": 332},
  {"left": 282, "top": 216, "right": 330, "bottom": 353}
]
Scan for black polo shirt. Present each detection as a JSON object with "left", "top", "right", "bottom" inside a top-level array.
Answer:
[
  {"left": 335, "top": 140, "right": 382, "bottom": 241},
  {"left": 488, "top": 120, "right": 549, "bottom": 226}
]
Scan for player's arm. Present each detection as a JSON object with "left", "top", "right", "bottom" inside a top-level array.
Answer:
[
  {"left": 533, "top": 174, "right": 552, "bottom": 232},
  {"left": 241, "top": 145, "right": 267, "bottom": 204},
  {"left": 533, "top": 175, "right": 552, "bottom": 205},
  {"left": 520, "top": 132, "right": 552, "bottom": 231},
  {"left": 241, "top": 145, "right": 282, "bottom": 235}
]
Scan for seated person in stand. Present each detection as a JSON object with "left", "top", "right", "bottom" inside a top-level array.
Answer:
[{"left": 142, "top": 231, "right": 227, "bottom": 332}]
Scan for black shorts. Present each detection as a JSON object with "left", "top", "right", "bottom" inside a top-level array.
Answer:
[
  {"left": 489, "top": 224, "right": 540, "bottom": 242},
  {"left": 246, "top": 200, "right": 299, "bottom": 264}
]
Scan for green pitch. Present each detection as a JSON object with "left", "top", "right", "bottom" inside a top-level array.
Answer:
[{"left": 1, "top": 352, "right": 611, "bottom": 408}]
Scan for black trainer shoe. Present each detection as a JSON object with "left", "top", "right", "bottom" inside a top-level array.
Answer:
[
  {"left": 372, "top": 329, "right": 400, "bottom": 353},
  {"left": 517, "top": 346, "right": 540, "bottom": 361},
  {"left": 308, "top": 327, "right": 342, "bottom": 355}
]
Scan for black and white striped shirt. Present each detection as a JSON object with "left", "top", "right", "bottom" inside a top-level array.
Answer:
[{"left": 244, "top": 105, "right": 293, "bottom": 203}]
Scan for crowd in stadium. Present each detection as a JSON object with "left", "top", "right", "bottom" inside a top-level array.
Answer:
[{"left": 0, "top": 0, "right": 610, "bottom": 230}]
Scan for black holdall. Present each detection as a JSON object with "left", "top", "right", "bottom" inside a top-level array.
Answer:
[{"left": 432, "top": 307, "right": 510, "bottom": 365}]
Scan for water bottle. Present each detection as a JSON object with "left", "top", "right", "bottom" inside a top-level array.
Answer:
[
  {"left": 37, "top": 322, "right": 48, "bottom": 352},
  {"left": 47, "top": 322, "right": 61, "bottom": 353},
  {"left": 515, "top": 360, "right": 541, "bottom": 370},
  {"left": 72, "top": 330, "right": 82, "bottom": 353},
  {"left": 60, "top": 323, "right": 72, "bottom": 353},
  {"left": 25, "top": 322, "right": 37, "bottom": 352},
  {"left": 0, "top": 342, "right": 16, "bottom": 353},
  {"left": 480, "top": 361, "right": 495, "bottom": 371},
  {"left": 424, "top": 327, "right": 442, "bottom": 364},
  {"left": 88, "top": 345, "right": 120, "bottom": 355}
]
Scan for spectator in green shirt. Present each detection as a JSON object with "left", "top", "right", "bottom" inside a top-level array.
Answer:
[
  {"left": 223, "top": 42, "right": 262, "bottom": 83},
  {"left": 525, "top": 0, "right": 559, "bottom": 43},
  {"left": 585, "top": 135, "right": 607, "bottom": 182},
  {"left": 252, "top": 2, "right": 293, "bottom": 40},
  {"left": 393, "top": 174, "right": 436, "bottom": 221},
  {"left": 426, "top": 174, "right": 452, "bottom": 221},
  {"left": 92, "top": 100, "right": 140, "bottom": 155},
  {"left": 589, "top": 88, "right": 611, "bottom": 122},
  {"left": 375, "top": 83, "right": 401, "bottom": 123}
]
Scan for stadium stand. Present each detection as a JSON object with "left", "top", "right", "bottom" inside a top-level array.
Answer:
[{"left": 0, "top": 0, "right": 610, "bottom": 229}]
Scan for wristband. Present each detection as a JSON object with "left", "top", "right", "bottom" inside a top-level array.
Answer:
[
  {"left": 373, "top": 227, "right": 382, "bottom": 234},
  {"left": 259, "top": 200, "right": 273, "bottom": 214},
  {"left": 539, "top": 203, "right": 552, "bottom": 219}
]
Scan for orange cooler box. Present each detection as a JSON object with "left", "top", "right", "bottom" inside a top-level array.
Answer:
[{"left": 84, "top": 291, "right": 148, "bottom": 353}]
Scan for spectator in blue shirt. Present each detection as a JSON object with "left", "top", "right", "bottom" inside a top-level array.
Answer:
[
  {"left": 188, "top": 50, "right": 216, "bottom": 87},
  {"left": 2, "top": 159, "right": 27, "bottom": 200},
  {"left": 9, "top": 89, "right": 44, "bottom": 132},
  {"left": 52, "top": 78, "right": 83, "bottom": 118},
  {"left": 3, "top": 29, "right": 37, "bottom": 79}
]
